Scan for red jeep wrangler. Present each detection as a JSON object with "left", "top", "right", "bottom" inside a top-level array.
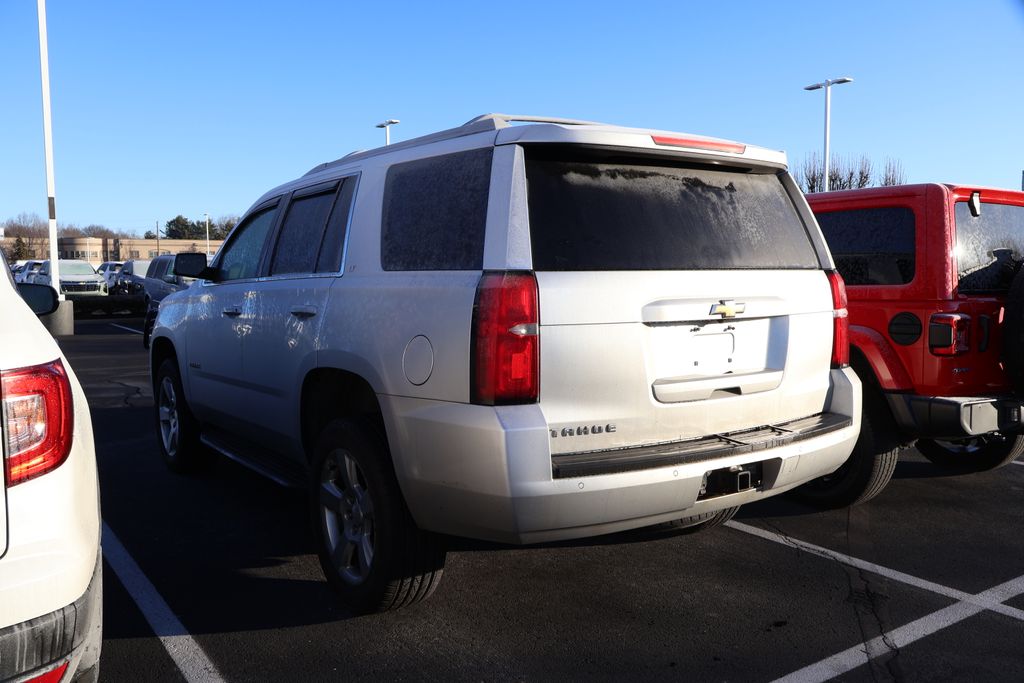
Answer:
[{"left": 797, "top": 183, "right": 1024, "bottom": 507}]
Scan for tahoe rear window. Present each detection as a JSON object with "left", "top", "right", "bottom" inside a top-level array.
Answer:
[
  {"left": 956, "top": 202, "right": 1024, "bottom": 293},
  {"left": 525, "top": 150, "right": 819, "bottom": 271}
]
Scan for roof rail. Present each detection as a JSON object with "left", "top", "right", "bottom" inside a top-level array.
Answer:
[
  {"left": 462, "top": 113, "right": 607, "bottom": 128},
  {"left": 304, "top": 113, "right": 604, "bottom": 177}
]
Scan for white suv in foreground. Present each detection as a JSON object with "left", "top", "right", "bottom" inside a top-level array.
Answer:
[
  {"left": 153, "top": 114, "right": 861, "bottom": 613},
  {"left": 0, "top": 256, "right": 102, "bottom": 680}
]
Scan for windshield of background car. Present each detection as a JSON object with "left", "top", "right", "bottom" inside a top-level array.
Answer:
[
  {"left": 62, "top": 261, "right": 96, "bottom": 275},
  {"left": 524, "top": 148, "right": 820, "bottom": 271},
  {"left": 955, "top": 201, "right": 1024, "bottom": 293}
]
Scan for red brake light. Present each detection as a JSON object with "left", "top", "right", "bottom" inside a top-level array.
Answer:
[
  {"left": 651, "top": 135, "right": 746, "bottom": 154},
  {"left": 25, "top": 662, "right": 69, "bottom": 683},
  {"left": 2, "top": 359, "right": 74, "bottom": 486},
  {"left": 929, "top": 313, "right": 970, "bottom": 356},
  {"left": 472, "top": 272, "right": 539, "bottom": 405},
  {"left": 826, "top": 271, "right": 850, "bottom": 368}
]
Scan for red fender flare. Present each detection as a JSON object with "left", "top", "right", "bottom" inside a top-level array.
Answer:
[{"left": 849, "top": 324, "right": 913, "bottom": 391}]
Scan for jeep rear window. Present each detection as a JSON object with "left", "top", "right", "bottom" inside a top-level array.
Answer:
[
  {"left": 815, "top": 207, "right": 915, "bottom": 285},
  {"left": 381, "top": 148, "right": 492, "bottom": 271},
  {"left": 525, "top": 152, "right": 819, "bottom": 271},
  {"left": 956, "top": 202, "right": 1024, "bottom": 293}
]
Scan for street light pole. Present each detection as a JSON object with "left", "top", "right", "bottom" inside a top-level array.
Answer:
[
  {"left": 204, "top": 212, "right": 210, "bottom": 257},
  {"left": 376, "top": 119, "right": 400, "bottom": 145},
  {"left": 804, "top": 77, "right": 853, "bottom": 192},
  {"left": 37, "top": 0, "right": 61, "bottom": 297}
]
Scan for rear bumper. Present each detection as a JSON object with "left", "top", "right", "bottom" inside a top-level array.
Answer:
[
  {"left": 386, "top": 367, "right": 861, "bottom": 544},
  {"left": 886, "top": 393, "right": 1024, "bottom": 439},
  {"left": 0, "top": 551, "right": 102, "bottom": 682}
]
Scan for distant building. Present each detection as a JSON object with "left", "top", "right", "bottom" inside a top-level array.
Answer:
[{"left": 0, "top": 235, "right": 224, "bottom": 266}]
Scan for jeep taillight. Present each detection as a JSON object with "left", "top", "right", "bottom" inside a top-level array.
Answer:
[
  {"left": 2, "top": 359, "right": 74, "bottom": 486},
  {"left": 929, "top": 313, "right": 970, "bottom": 356},
  {"left": 472, "top": 271, "right": 539, "bottom": 405},
  {"left": 827, "top": 271, "right": 849, "bottom": 368}
]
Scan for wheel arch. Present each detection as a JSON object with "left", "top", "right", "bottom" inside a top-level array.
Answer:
[
  {"left": 849, "top": 324, "right": 913, "bottom": 391},
  {"left": 301, "top": 367, "right": 386, "bottom": 464}
]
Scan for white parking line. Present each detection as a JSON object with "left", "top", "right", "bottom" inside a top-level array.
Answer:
[
  {"left": 726, "top": 521, "right": 1024, "bottom": 621},
  {"left": 772, "top": 574, "right": 1024, "bottom": 683},
  {"left": 102, "top": 522, "right": 225, "bottom": 682},
  {"left": 109, "top": 323, "right": 143, "bottom": 335}
]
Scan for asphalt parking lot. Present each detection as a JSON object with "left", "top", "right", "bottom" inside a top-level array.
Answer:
[{"left": 60, "top": 318, "right": 1024, "bottom": 682}]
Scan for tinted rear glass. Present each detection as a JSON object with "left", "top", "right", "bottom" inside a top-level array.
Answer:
[
  {"left": 525, "top": 152, "right": 819, "bottom": 271},
  {"left": 381, "top": 148, "right": 492, "bottom": 271},
  {"left": 816, "top": 207, "right": 915, "bottom": 285},
  {"left": 956, "top": 202, "right": 1024, "bottom": 293}
]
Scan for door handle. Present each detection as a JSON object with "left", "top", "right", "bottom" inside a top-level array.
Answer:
[
  {"left": 290, "top": 305, "right": 318, "bottom": 318},
  {"left": 222, "top": 306, "right": 242, "bottom": 317}
]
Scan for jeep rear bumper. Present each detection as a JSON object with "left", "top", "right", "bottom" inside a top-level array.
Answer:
[{"left": 886, "top": 393, "right": 1024, "bottom": 439}]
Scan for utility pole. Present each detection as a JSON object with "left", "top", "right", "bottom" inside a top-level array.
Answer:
[
  {"left": 156, "top": 219, "right": 160, "bottom": 255},
  {"left": 204, "top": 213, "right": 210, "bottom": 257}
]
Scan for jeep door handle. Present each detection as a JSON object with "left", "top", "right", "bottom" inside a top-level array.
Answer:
[
  {"left": 290, "top": 305, "right": 318, "bottom": 318},
  {"left": 222, "top": 306, "right": 242, "bottom": 317}
]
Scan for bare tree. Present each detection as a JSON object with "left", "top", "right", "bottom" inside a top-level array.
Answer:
[
  {"left": 795, "top": 153, "right": 906, "bottom": 193},
  {"left": 881, "top": 158, "right": 906, "bottom": 186}
]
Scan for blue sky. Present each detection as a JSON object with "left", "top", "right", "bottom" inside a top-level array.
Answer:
[{"left": 2, "top": 0, "right": 1023, "bottom": 234}]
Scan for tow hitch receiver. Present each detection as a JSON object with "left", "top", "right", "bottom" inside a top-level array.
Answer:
[{"left": 697, "top": 462, "right": 763, "bottom": 501}]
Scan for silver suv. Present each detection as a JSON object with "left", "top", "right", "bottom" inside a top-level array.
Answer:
[{"left": 151, "top": 114, "right": 861, "bottom": 613}]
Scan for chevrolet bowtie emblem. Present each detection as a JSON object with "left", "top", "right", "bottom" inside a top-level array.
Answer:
[{"left": 710, "top": 300, "right": 746, "bottom": 318}]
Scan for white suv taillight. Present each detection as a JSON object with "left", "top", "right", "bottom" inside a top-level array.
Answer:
[
  {"left": 827, "top": 271, "right": 850, "bottom": 368},
  {"left": 2, "top": 359, "right": 74, "bottom": 486},
  {"left": 929, "top": 313, "right": 970, "bottom": 356},
  {"left": 471, "top": 271, "right": 539, "bottom": 405}
]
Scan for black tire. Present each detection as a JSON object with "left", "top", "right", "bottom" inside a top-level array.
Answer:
[
  {"left": 310, "top": 418, "right": 446, "bottom": 614},
  {"left": 917, "top": 434, "right": 1024, "bottom": 472},
  {"left": 662, "top": 506, "right": 740, "bottom": 533},
  {"left": 1001, "top": 265, "right": 1024, "bottom": 394},
  {"left": 793, "top": 400, "right": 901, "bottom": 509},
  {"left": 154, "top": 357, "right": 205, "bottom": 473}
]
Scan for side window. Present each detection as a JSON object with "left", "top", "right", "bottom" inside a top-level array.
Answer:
[
  {"left": 218, "top": 205, "right": 279, "bottom": 282},
  {"left": 270, "top": 184, "right": 338, "bottom": 276},
  {"left": 381, "top": 148, "right": 492, "bottom": 271},
  {"left": 316, "top": 176, "right": 356, "bottom": 273},
  {"left": 147, "top": 260, "right": 164, "bottom": 279},
  {"left": 816, "top": 207, "right": 915, "bottom": 285}
]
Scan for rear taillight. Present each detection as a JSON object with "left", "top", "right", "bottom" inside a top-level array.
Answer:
[
  {"left": 2, "top": 359, "right": 74, "bottom": 486},
  {"left": 25, "top": 661, "right": 69, "bottom": 683},
  {"left": 472, "top": 271, "right": 539, "bottom": 405},
  {"left": 826, "top": 271, "right": 849, "bottom": 368},
  {"left": 929, "top": 313, "right": 970, "bottom": 356}
]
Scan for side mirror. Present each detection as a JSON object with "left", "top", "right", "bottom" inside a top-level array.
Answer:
[
  {"left": 163, "top": 273, "right": 177, "bottom": 284},
  {"left": 174, "top": 253, "right": 213, "bottom": 280},
  {"left": 18, "top": 283, "right": 59, "bottom": 316}
]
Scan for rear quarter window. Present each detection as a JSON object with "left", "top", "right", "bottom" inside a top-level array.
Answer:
[
  {"left": 381, "top": 148, "right": 492, "bottom": 271},
  {"left": 815, "top": 207, "right": 915, "bottom": 285},
  {"left": 955, "top": 202, "right": 1024, "bottom": 293},
  {"left": 525, "top": 151, "right": 819, "bottom": 271}
]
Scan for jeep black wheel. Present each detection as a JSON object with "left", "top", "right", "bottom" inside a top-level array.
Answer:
[
  {"left": 311, "top": 418, "right": 446, "bottom": 614},
  {"left": 917, "top": 434, "right": 1024, "bottom": 471},
  {"left": 154, "top": 358, "right": 205, "bottom": 472},
  {"left": 792, "top": 401, "right": 901, "bottom": 509}
]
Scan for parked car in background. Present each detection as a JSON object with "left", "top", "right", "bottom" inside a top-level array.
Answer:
[
  {"left": 153, "top": 113, "right": 861, "bottom": 614},
  {"left": 97, "top": 261, "right": 123, "bottom": 289},
  {"left": 112, "top": 258, "right": 151, "bottom": 297},
  {"left": 795, "top": 183, "right": 1024, "bottom": 508},
  {"left": 141, "top": 253, "right": 203, "bottom": 348},
  {"left": 33, "top": 260, "right": 108, "bottom": 298},
  {"left": 15, "top": 259, "right": 44, "bottom": 284},
  {"left": 0, "top": 252, "right": 103, "bottom": 681}
]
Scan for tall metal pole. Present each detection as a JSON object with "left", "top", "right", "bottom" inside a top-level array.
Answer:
[
  {"left": 823, "top": 84, "right": 832, "bottom": 192},
  {"left": 37, "top": 0, "right": 61, "bottom": 296},
  {"left": 156, "top": 219, "right": 160, "bottom": 255},
  {"left": 204, "top": 213, "right": 210, "bottom": 257}
]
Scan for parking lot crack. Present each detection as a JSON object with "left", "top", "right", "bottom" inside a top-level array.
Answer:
[{"left": 109, "top": 380, "right": 145, "bottom": 407}]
